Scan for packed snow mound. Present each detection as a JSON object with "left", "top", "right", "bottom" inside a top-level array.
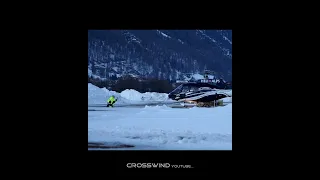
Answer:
[
  {"left": 88, "top": 83, "right": 128, "bottom": 104},
  {"left": 88, "top": 83, "right": 170, "bottom": 104},
  {"left": 120, "top": 89, "right": 169, "bottom": 102},
  {"left": 119, "top": 89, "right": 144, "bottom": 101}
]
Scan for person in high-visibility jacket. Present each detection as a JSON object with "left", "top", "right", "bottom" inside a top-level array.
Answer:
[{"left": 107, "top": 95, "right": 117, "bottom": 107}]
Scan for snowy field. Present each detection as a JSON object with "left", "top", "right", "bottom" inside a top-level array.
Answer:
[{"left": 88, "top": 83, "right": 232, "bottom": 150}]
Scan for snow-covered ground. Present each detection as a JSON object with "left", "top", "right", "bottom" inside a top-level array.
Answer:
[{"left": 88, "top": 83, "right": 232, "bottom": 150}]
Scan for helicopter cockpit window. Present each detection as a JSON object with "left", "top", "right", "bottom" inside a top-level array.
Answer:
[
  {"left": 170, "top": 84, "right": 183, "bottom": 94},
  {"left": 181, "top": 86, "right": 190, "bottom": 92},
  {"left": 199, "top": 87, "right": 212, "bottom": 91},
  {"left": 189, "top": 86, "right": 198, "bottom": 92}
]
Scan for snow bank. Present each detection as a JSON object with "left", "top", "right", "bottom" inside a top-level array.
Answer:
[
  {"left": 120, "top": 89, "right": 169, "bottom": 102},
  {"left": 88, "top": 83, "right": 127, "bottom": 104},
  {"left": 88, "top": 83, "right": 170, "bottom": 104},
  {"left": 119, "top": 89, "right": 144, "bottom": 101}
]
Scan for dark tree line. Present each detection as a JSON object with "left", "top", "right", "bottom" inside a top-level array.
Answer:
[{"left": 88, "top": 75, "right": 174, "bottom": 93}]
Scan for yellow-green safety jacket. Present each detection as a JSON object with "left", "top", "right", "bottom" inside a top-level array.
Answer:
[{"left": 107, "top": 96, "right": 117, "bottom": 104}]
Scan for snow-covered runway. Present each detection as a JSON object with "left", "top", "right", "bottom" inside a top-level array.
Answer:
[
  {"left": 88, "top": 105, "right": 232, "bottom": 150},
  {"left": 88, "top": 83, "right": 232, "bottom": 150}
]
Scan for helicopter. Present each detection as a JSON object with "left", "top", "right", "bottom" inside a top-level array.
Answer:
[{"left": 168, "top": 70, "right": 231, "bottom": 107}]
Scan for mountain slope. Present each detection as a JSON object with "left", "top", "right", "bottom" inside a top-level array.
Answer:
[{"left": 88, "top": 30, "right": 232, "bottom": 81}]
